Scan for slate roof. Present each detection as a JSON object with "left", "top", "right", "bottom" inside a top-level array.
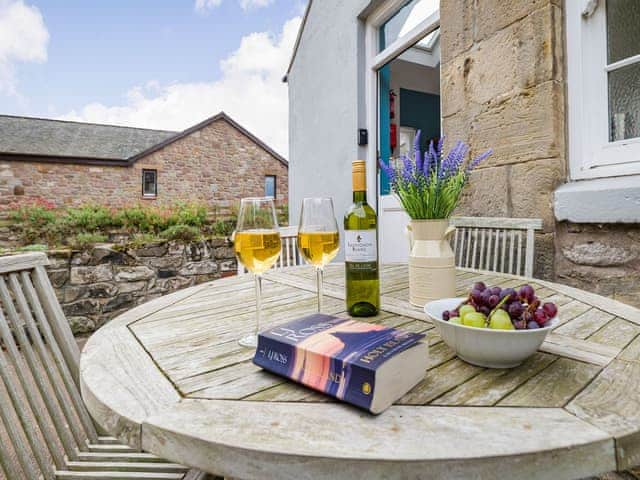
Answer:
[
  {"left": 0, "top": 115, "right": 177, "bottom": 162},
  {"left": 0, "top": 112, "right": 287, "bottom": 167}
]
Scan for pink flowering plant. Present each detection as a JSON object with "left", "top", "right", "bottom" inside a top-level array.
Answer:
[{"left": 379, "top": 131, "right": 492, "bottom": 219}]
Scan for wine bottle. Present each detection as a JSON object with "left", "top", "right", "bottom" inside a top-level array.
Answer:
[{"left": 344, "top": 160, "right": 380, "bottom": 316}]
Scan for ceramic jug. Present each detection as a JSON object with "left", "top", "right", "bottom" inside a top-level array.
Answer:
[{"left": 407, "top": 219, "right": 456, "bottom": 306}]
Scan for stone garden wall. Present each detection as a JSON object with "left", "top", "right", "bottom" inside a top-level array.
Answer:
[{"left": 44, "top": 239, "right": 236, "bottom": 335}]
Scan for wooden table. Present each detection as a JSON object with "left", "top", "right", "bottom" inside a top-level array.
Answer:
[{"left": 80, "top": 264, "right": 640, "bottom": 479}]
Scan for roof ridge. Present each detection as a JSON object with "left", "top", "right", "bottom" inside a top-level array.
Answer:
[{"left": 0, "top": 114, "right": 178, "bottom": 134}]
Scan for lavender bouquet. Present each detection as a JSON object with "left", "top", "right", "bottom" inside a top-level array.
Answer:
[{"left": 379, "top": 131, "right": 492, "bottom": 219}]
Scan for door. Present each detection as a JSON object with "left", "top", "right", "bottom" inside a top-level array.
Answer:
[{"left": 367, "top": 1, "right": 441, "bottom": 263}]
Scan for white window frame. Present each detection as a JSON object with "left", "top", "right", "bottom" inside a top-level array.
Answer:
[
  {"left": 566, "top": 0, "right": 640, "bottom": 180},
  {"left": 142, "top": 169, "right": 157, "bottom": 198}
]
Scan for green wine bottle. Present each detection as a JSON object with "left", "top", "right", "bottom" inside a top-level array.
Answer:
[{"left": 344, "top": 160, "right": 380, "bottom": 317}]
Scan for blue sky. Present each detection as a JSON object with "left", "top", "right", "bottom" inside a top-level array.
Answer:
[{"left": 0, "top": 0, "right": 304, "bottom": 155}]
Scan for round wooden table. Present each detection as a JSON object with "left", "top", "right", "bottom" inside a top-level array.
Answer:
[{"left": 80, "top": 264, "right": 640, "bottom": 479}]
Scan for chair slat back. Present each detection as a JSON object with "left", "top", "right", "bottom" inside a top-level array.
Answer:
[
  {"left": 450, "top": 217, "right": 542, "bottom": 277},
  {"left": 0, "top": 253, "right": 100, "bottom": 480},
  {"left": 238, "top": 226, "right": 302, "bottom": 275}
]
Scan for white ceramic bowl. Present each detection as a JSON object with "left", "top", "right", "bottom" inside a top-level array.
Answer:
[{"left": 424, "top": 297, "right": 557, "bottom": 368}]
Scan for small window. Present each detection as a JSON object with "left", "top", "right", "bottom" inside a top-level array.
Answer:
[
  {"left": 142, "top": 169, "right": 157, "bottom": 197},
  {"left": 264, "top": 175, "right": 276, "bottom": 198}
]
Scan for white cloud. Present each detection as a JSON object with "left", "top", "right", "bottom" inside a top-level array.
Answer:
[
  {"left": 194, "top": 0, "right": 222, "bottom": 13},
  {"left": 239, "top": 0, "right": 275, "bottom": 11},
  {"left": 194, "top": 0, "right": 274, "bottom": 13},
  {"left": 60, "top": 17, "right": 301, "bottom": 157},
  {"left": 0, "top": 0, "right": 49, "bottom": 94}
]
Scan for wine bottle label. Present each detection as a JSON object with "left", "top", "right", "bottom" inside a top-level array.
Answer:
[{"left": 344, "top": 230, "right": 377, "bottom": 262}]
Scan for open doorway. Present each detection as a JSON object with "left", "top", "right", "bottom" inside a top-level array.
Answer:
[{"left": 374, "top": 1, "right": 441, "bottom": 263}]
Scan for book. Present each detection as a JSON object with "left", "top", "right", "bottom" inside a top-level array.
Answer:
[{"left": 253, "top": 313, "right": 428, "bottom": 414}]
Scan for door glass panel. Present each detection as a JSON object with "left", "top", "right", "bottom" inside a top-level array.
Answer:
[
  {"left": 608, "top": 62, "right": 640, "bottom": 141},
  {"left": 381, "top": 0, "right": 439, "bottom": 50},
  {"left": 606, "top": 0, "right": 640, "bottom": 64}
]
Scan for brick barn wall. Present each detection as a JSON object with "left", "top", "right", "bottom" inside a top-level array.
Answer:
[{"left": 0, "top": 118, "right": 288, "bottom": 209}]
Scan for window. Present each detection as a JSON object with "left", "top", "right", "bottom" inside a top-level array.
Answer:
[
  {"left": 264, "top": 175, "right": 276, "bottom": 198},
  {"left": 142, "top": 169, "right": 157, "bottom": 197},
  {"left": 566, "top": 0, "right": 640, "bottom": 179}
]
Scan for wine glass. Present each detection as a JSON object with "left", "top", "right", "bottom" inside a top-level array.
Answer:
[
  {"left": 297, "top": 198, "right": 340, "bottom": 312},
  {"left": 233, "top": 197, "right": 281, "bottom": 347}
]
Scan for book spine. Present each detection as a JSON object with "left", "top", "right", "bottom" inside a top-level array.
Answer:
[
  {"left": 253, "top": 334, "right": 295, "bottom": 379},
  {"left": 253, "top": 334, "right": 376, "bottom": 412}
]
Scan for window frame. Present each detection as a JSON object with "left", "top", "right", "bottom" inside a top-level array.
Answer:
[
  {"left": 566, "top": 0, "right": 640, "bottom": 180},
  {"left": 141, "top": 169, "right": 158, "bottom": 198},
  {"left": 264, "top": 175, "right": 277, "bottom": 199}
]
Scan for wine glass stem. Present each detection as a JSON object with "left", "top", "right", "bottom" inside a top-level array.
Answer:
[
  {"left": 254, "top": 274, "right": 263, "bottom": 337},
  {"left": 316, "top": 267, "right": 324, "bottom": 313}
]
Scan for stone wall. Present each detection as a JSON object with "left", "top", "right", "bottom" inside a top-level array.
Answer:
[
  {"left": 441, "top": 0, "right": 565, "bottom": 281},
  {"left": 441, "top": 0, "right": 640, "bottom": 308},
  {"left": 0, "top": 117, "right": 288, "bottom": 209},
  {"left": 44, "top": 239, "right": 236, "bottom": 335},
  {"left": 555, "top": 223, "right": 640, "bottom": 308}
]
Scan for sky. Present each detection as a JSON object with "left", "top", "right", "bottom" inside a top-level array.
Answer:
[{"left": 0, "top": 0, "right": 305, "bottom": 156}]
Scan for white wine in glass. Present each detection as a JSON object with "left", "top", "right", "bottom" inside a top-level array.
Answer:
[
  {"left": 233, "top": 197, "right": 281, "bottom": 347},
  {"left": 297, "top": 198, "right": 339, "bottom": 312}
]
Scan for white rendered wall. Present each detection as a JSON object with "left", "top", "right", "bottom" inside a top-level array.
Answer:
[{"left": 288, "top": 0, "right": 371, "bottom": 260}]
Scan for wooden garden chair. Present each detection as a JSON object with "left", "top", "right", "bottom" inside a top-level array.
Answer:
[
  {"left": 0, "top": 252, "right": 208, "bottom": 480},
  {"left": 237, "top": 225, "right": 302, "bottom": 275},
  {"left": 450, "top": 217, "right": 543, "bottom": 277}
]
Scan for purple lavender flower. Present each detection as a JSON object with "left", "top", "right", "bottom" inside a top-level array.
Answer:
[
  {"left": 414, "top": 130, "right": 423, "bottom": 173},
  {"left": 423, "top": 150, "right": 432, "bottom": 176},
  {"left": 401, "top": 154, "right": 417, "bottom": 185},
  {"left": 440, "top": 140, "right": 468, "bottom": 179},
  {"left": 378, "top": 158, "right": 396, "bottom": 183},
  {"left": 467, "top": 148, "right": 493, "bottom": 172}
]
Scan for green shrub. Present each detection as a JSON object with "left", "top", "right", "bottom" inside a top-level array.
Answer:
[
  {"left": 68, "top": 233, "right": 108, "bottom": 250},
  {"left": 17, "top": 244, "right": 48, "bottom": 252},
  {"left": 63, "top": 204, "right": 122, "bottom": 233},
  {"left": 212, "top": 219, "right": 235, "bottom": 237},
  {"left": 160, "top": 224, "right": 201, "bottom": 242},
  {"left": 169, "top": 203, "right": 208, "bottom": 227},
  {"left": 118, "top": 205, "right": 167, "bottom": 233}
]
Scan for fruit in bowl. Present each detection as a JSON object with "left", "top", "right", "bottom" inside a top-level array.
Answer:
[
  {"left": 441, "top": 282, "right": 558, "bottom": 331},
  {"left": 424, "top": 284, "right": 559, "bottom": 369}
]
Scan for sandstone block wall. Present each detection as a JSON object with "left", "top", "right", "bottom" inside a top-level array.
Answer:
[
  {"left": 0, "top": 118, "right": 288, "bottom": 209},
  {"left": 441, "top": 0, "right": 639, "bottom": 308},
  {"left": 441, "top": 0, "right": 565, "bottom": 280},
  {"left": 44, "top": 239, "right": 237, "bottom": 335}
]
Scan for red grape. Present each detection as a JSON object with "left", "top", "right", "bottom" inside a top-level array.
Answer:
[
  {"left": 488, "top": 294, "right": 500, "bottom": 308},
  {"left": 519, "top": 285, "right": 535, "bottom": 303},
  {"left": 513, "top": 319, "right": 527, "bottom": 330},
  {"left": 508, "top": 302, "right": 524, "bottom": 319},
  {"left": 542, "top": 302, "right": 558, "bottom": 318},
  {"left": 479, "top": 306, "right": 491, "bottom": 316},
  {"left": 500, "top": 288, "right": 518, "bottom": 303},
  {"left": 442, "top": 310, "right": 450, "bottom": 321},
  {"left": 480, "top": 290, "right": 492, "bottom": 306},
  {"left": 533, "top": 308, "right": 548, "bottom": 325},
  {"left": 473, "top": 282, "right": 487, "bottom": 292},
  {"left": 527, "top": 320, "right": 541, "bottom": 329},
  {"left": 489, "top": 286, "right": 502, "bottom": 296},
  {"left": 470, "top": 289, "right": 483, "bottom": 304},
  {"left": 450, "top": 309, "right": 459, "bottom": 317}
]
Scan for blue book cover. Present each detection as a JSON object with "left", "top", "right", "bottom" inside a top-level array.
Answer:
[{"left": 253, "top": 314, "right": 426, "bottom": 413}]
